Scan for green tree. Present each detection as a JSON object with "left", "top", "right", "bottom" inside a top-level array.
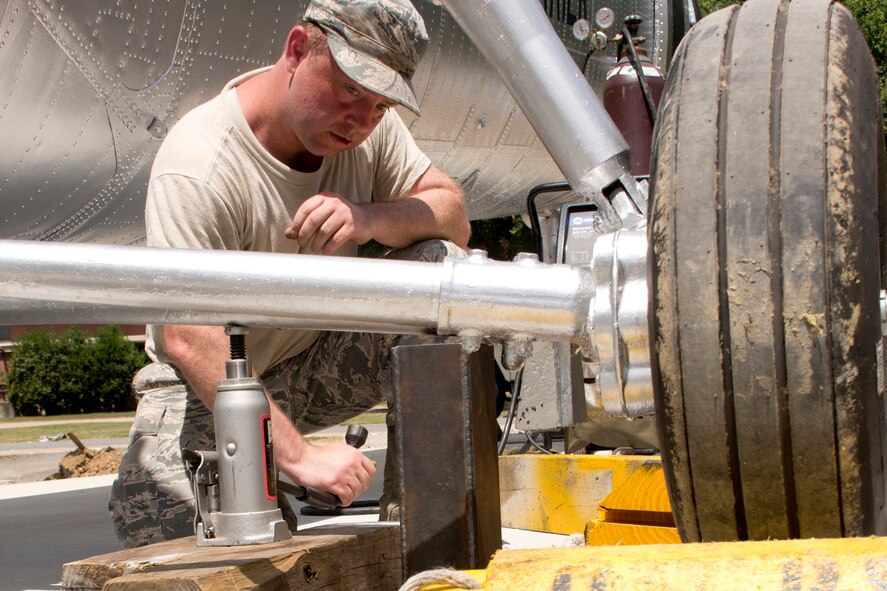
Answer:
[
  {"left": 7, "top": 326, "right": 145, "bottom": 416},
  {"left": 86, "top": 326, "right": 146, "bottom": 412},
  {"left": 7, "top": 329, "right": 60, "bottom": 415},
  {"left": 54, "top": 326, "right": 91, "bottom": 414},
  {"left": 469, "top": 216, "right": 534, "bottom": 260}
]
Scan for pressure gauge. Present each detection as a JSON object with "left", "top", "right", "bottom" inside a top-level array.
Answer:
[
  {"left": 595, "top": 7, "right": 616, "bottom": 29},
  {"left": 572, "top": 18, "right": 592, "bottom": 41}
]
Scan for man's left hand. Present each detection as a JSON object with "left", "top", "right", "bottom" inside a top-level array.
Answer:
[{"left": 286, "top": 192, "right": 373, "bottom": 254}]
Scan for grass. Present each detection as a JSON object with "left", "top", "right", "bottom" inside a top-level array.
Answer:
[
  {"left": 0, "top": 422, "right": 134, "bottom": 444},
  {"left": 340, "top": 408, "right": 386, "bottom": 426},
  {"left": 0, "top": 407, "right": 386, "bottom": 445},
  {"left": 0, "top": 411, "right": 136, "bottom": 424}
]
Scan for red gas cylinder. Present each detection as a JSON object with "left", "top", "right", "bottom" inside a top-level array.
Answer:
[{"left": 603, "top": 33, "right": 665, "bottom": 177}]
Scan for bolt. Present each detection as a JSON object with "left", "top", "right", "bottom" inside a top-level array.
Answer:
[
  {"left": 460, "top": 333, "right": 483, "bottom": 353},
  {"left": 514, "top": 252, "right": 540, "bottom": 265}
]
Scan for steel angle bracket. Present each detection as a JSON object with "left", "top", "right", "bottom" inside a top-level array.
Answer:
[{"left": 392, "top": 342, "right": 502, "bottom": 579}]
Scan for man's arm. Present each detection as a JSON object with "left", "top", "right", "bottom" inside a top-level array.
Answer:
[
  {"left": 285, "top": 164, "right": 470, "bottom": 254},
  {"left": 163, "top": 325, "right": 375, "bottom": 505}
]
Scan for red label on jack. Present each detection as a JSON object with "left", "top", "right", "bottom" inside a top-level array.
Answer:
[{"left": 261, "top": 414, "right": 277, "bottom": 500}]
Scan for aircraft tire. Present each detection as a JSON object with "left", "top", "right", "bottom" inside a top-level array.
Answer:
[{"left": 648, "top": 0, "right": 887, "bottom": 542}]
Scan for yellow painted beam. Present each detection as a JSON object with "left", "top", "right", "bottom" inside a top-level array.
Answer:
[{"left": 484, "top": 536, "right": 887, "bottom": 590}]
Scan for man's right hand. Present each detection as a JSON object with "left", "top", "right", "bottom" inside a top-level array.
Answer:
[
  {"left": 281, "top": 440, "right": 377, "bottom": 506},
  {"left": 267, "top": 401, "right": 375, "bottom": 506}
]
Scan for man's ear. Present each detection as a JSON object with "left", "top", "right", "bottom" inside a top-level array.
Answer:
[{"left": 284, "top": 25, "right": 311, "bottom": 72}]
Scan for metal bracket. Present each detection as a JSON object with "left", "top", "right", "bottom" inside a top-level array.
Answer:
[
  {"left": 392, "top": 342, "right": 501, "bottom": 579},
  {"left": 184, "top": 449, "right": 220, "bottom": 540}
]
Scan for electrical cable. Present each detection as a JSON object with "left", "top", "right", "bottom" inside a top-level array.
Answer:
[
  {"left": 620, "top": 25, "right": 658, "bottom": 125},
  {"left": 498, "top": 369, "right": 522, "bottom": 456},
  {"left": 526, "top": 181, "right": 572, "bottom": 258},
  {"left": 582, "top": 49, "right": 595, "bottom": 76},
  {"left": 499, "top": 183, "right": 570, "bottom": 455},
  {"left": 525, "top": 431, "right": 558, "bottom": 455},
  {"left": 501, "top": 181, "right": 573, "bottom": 456}
]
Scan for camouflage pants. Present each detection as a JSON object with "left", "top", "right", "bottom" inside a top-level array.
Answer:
[{"left": 109, "top": 239, "right": 463, "bottom": 548}]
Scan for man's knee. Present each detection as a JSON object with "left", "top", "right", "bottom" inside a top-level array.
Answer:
[
  {"left": 383, "top": 239, "right": 465, "bottom": 263},
  {"left": 109, "top": 432, "right": 195, "bottom": 547}
]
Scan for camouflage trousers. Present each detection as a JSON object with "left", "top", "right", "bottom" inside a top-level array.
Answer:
[{"left": 109, "top": 239, "right": 463, "bottom": 548}]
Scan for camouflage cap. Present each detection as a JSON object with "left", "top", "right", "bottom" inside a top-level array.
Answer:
[{"left": 304, "top": 0, "right": 428, "bottom": 116}]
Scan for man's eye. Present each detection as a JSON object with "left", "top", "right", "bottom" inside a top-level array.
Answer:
[
  {"left": 346, "top": 85, "right": 359, "bottom": 97},
  {"left": 376, "top": 103, "right": 390, "bottom": 112}
]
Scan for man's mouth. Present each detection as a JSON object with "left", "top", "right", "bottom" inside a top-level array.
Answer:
[{"left": 330, "top": 132, "right": 351, "bottom": 146}]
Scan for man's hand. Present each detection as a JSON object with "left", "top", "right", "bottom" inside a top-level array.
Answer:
[
  {"left": 285, "top": 165, "right": 470, "bottom": 253},
  {"left": 286, "top": 192, "right": 374, "bottom": 255},
  {"left": 281, "top": 440, "right": 376, "bottom": 506}
]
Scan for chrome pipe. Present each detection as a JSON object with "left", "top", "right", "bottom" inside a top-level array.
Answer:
[
  {"left": 0, "top": 241, "right": 591, "bottom": 342},
  {"left": 439, "top": 0, "right": 632, "bottom": 199}
]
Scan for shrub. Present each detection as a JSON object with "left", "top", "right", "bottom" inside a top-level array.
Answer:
[
  {"left": 7, "top": 326, "right": 146, "bottom": 416},
  {"left": 87, "top": 326, "right": 147, "bottom": 412}
]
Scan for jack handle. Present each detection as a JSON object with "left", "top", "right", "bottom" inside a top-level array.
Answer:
[{"left": 277, "top": 425, "right": 369, "bottom": 510}]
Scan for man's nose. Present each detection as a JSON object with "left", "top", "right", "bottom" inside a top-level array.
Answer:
[{"left": 345, "top": 100, "right": 379, "bottom": 131}]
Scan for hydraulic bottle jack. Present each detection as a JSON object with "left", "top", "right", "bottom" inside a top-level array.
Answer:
[{"left": 184, "top": 326, "right": 291, "bottom": 546}]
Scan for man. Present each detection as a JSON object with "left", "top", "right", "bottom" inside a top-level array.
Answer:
[{"left": 109, "top": 0, "right": 470, "bottom": 547}]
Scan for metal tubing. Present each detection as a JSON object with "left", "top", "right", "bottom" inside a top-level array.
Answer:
[
  {"left": 0, "top": 240, "right": 591, "bottom": 342},
  {"left": 439, "top": 0, "right": 632, "bottom": 199}
]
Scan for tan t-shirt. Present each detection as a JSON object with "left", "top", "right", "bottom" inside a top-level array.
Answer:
[{"left": 145, "top": 67, "right": 431, "bottom": 374}]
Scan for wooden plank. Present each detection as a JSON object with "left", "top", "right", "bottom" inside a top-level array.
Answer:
[
  {"left": 61, "top": 523, "right": 400, "bottom": 591},
  {"left": 585, "top": 456, "right": 679, "bottom": 545},
  {"left": 585, "top": 522, "right": 681, "bottom": 546},
  {"left": 597, "top": 459, "right": 672, "bottom": 516}
]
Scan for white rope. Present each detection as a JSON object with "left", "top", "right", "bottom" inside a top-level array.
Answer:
[{"left": 398, "top": 568, "right": 482, "bottom": 591}]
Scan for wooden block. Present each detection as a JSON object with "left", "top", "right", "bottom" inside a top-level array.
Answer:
[
  {"left": 61, "top": 523, "right": 400, "bottom": 591},
  {"left": 584, "top": 455, "right": 679, "bottom": 545},
  {"left": 597, "top": 459, "right": 672, "bottom": 516},
  {"left": 585, "top": 522, "right": 681, "bottom": 546}
]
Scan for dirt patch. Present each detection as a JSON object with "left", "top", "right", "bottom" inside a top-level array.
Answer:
[{"left": 47, "top": 447, "right": 124, "bottom": 480}]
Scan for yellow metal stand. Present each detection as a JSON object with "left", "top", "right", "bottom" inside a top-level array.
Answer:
[
  {"left": 499, "top": 453, "right": 679, "bottom": 544},
  {"left": 424, "top": 454, "right": 887, "bottom": 590}
]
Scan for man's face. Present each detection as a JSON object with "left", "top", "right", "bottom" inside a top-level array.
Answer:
[{"left": 288, "top": 47, "right": 397, "bottom": 159}]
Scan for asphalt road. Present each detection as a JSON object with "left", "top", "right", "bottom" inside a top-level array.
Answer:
[{"left": 1, "top": 484, "right": 123, "bottom": 591}]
